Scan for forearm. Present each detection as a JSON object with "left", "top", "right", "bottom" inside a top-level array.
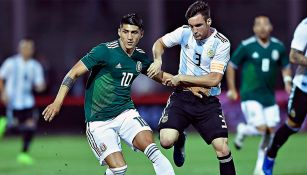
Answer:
[
  {"left": 290, "top": 49, "right": 307, "bottom": 66},
  {"left": 226, "top": 64, "right": 237, "bottom": 91},
  {"left": 54, "top": 61, "right": 87, "bottom": 104},
  {"left": 282, "top": 67, "right": 292, "bottom": 85},
  {"left": 178, "top": 73, "right": 222, "bottom": 87},
  {"left": 152, "top": 38, "right": 165, "bottom": 63},
  {"left": 152, "top": 71, "right": 173, "bottom": 84}
]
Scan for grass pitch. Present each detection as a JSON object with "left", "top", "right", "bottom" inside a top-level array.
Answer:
[{"left": 0, "top": 133, "right": 306, "bottom": 175}]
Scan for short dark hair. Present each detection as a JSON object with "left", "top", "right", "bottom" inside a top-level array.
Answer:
[
  {"left": 185, "top": 1, "right": 210, "bottom": 20},
  {"left": 120, "top": 13, "right": 143, "bottom": 30}
]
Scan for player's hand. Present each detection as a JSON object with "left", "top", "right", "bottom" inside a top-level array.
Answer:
[
  {"left": 285, "top": 83, "right": 292, "bottom": 94},
  {"left": 226, "top": 90, "right": 238, "bottom": 100},
  {"left": 147, "top": 60, "right": 162, "bottom": 78},
  {"left": 187, "top": 87, "right": 210, "bottom": 98},
  {"left": 165, "top": 75, "right": 181, "bottom": 87},
  {"left": 42, "top": 102, "right": 62, "bottom": 122}
]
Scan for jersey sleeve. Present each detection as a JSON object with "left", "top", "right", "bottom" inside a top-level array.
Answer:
[
  {"left": 33, "top": 61, "right": 45, "bottom": 86},
  {"left": 279, "top": 44, "right": 290, "bottom": 68},
  {"left": 161, "top": 26, "right": 185, "bottom": 47},
  {"left": 140, "top": 54, "right": 153, "bottom": 74},
  {"left": 0, "top": 59, "right": 12, "bottom": 80},
  {"left": 230, "top": 43, "right": 246, "bottom": 69},
  {"left": 210, "top": 42, "right": 230, "bottom": 74},
  {"left": 291, "top": 20, "right": 307, "bottom": 52},
  {"left": 81, "top": 44, "right": 107, "bottom": 70}
]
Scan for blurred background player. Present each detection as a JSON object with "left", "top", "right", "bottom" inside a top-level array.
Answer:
[
  {"left": 0, "top": 39, "right": 46, "bottom": 165},
  {"left": 42, "top": 13, "right": 175, "bottom": 175},
  {"left": 263, "top": 17, "right": 307, "bottom": 175},
  {"left": 226, "top": 16, "right": 292, "bottom": 175},
  {"left": 148, "top": 1, "right": 236, "bottom": 174}
]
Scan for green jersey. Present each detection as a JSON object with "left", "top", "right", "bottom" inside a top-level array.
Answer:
[
  {"left": 230, "top": 36, "right": 289, "bottom": 106},
  {"left": 81, "top": 40, "right": 152, "bottom": 122}
]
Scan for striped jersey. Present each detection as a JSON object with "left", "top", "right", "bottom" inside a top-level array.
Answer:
[
  {"left": 0, "top": 55, "right": 45, "bottom": 110},
  {"left": 162, "top": 26, "right": 230, "bottom": 96},
  {"left": 291, "top": 17, "right": 307, "bottom": 93},
  {"left": 81, "top": 40, "right": 152, "bottom": 122}
]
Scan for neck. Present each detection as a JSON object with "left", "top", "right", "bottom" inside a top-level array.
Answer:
[
  {"left": 119, "top": 39, "right": 134, "bottom": 56},
  {"left": 257, "top": 37, "right": 269, "bottom": 45}
]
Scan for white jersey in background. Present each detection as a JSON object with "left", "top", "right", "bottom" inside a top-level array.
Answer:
[
  {"left": 291, "top": 18, "right": 307, "bottom": 93},
  {"left": 0, "top": 54, "right": 45, "bottom": 110},
  {"left": 162, "top": 25, "right": 230, "bottom": 96}
]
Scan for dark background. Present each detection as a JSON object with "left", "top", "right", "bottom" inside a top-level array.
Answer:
[{"left": 0, "top": 0, "right": 306, "bottom": 132}]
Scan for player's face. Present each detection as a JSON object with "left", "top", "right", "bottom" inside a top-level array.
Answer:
[
  {"left": 253, "top": 16, "right": 273, "bottom": 40},
  {"left": 19, "top": 40, "right": 34, "bottom": 59},
  {"left": 188, "top": 14, "right": 211, "bottom": 40},
  {"left": 118, "top": 24, "right": 143, "bottom": 53}
]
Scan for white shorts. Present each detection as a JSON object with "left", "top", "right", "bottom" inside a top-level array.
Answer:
[
  {"left": 241, "top": 100, "right": 280, "bottom": 128},
  {"left": 85, "top": 109, "right": 151, "bottom": 166}
]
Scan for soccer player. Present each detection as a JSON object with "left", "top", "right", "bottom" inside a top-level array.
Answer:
[
  {"left": 0, "top": 39, "right": 46, "bottom": 165},
  {"left": 42, "top": 13, "right": 175, "bottom": 175},
  {"left": 226, "top": 16, "right": 292, "bottom": 175},
  {"left": 262, "top": 17, "right": 307, "bottom": 175},
  {"left": 147, "top": 1, "right": 236, "bottom": 174}
]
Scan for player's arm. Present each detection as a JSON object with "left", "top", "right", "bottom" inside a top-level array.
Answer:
[
  {"left": 226, "top": 63, "right": 239, "bottom": 100},
  {"left": 165, "top": 72, "right": 223, "bottom": 88},
  {"left": 152, "top": 71, "right": 209, "bottom": 98},
  {"left": 42, "top": 60, "right": 88, "bottom": 122},
  {"left": 148, "top": 26, "right": 184, "bottom": 78},
  {"left": 281, "top": 66, "right": 292, "bottom": 94},
  {"left": 147, "top": 38, "right": 166, "bottom": 78},
  {"left": 0, "top": 78, "right": 7, "bottom": 105},
  {"left": 289, "top": 49, "right": 307, "bottom": 66}
]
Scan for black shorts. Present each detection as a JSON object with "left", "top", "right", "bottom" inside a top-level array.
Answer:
[
  {"left": 287, "top": 86, "right": 307, "bottom": 124},
  {"left": 158, "top": 89, "right": 228, "bottom": 144},
  {"left": 13, "top": 107, "right": 37, "bottom": 123}
]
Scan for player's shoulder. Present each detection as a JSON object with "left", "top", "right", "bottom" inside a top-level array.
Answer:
[
  {"left": 213, "top": 30, "right": 230, "bottom": 44},
  {"left": 270, "top": 37, "right": 284, "bottom": 45},
  {"left": 135, "top": 47, "right": 146, "bottom": 54},
  {"left": 240, "top": 36, "right": 257, "bottom": 46},
  {"left": 3, "top": 55, "right": 18, "bottom": 64},
  {"left": 104, "top": 40, "right": 120, "bottom": 49}
]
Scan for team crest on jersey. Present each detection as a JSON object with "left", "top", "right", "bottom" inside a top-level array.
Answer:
[
  {"left": 252, "top": 52, "right": 259, "bottom": 59},
  {"left": 136, "top": 61, "right": 142, "bottom": 72},
  {"left": 207, "top": 49, "right": 215, "bottom": 58},
  {"left": 290, "top": 109, "right": 296, "bottom": 118},
  {"left": 160, "top": 115, "right": 168, "bottom": 124},
  {"left": 100, "top": 143, "right": 107, "bottom": 152},
  {"left": 271, "top": 50, "right": 279, "bottom": 61}
]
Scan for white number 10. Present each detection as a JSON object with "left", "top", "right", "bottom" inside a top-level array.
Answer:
[{"left": 121, "top": 72, "right": 133, "bottom": 86}]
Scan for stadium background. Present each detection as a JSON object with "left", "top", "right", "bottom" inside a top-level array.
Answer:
[{"left": 0, "top": 0, "right": 307, "bottom": 175}]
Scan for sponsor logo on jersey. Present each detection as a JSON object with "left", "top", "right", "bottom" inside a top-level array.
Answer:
[
  {"left": 136, "top": 61, "right": 142, "bottom": 72},
  {"left": 115, "top": 63, "right": 122, "bottom": 69},
  {"left": 100, "top": 143, "right": 107, "bottom": 152},
  {"left": 272, "top": 50, "right": 279, "bottom": 61},
  {"left": 160, "top": 115, "right": 168, "bottom": 123},
  {"left": 252, "top": 52, "right": 259, "bottom": 59},
  {"left": 290, "top": 109, "right": 296, "bottom": 118}
]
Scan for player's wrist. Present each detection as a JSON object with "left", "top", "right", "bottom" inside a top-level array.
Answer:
[{"left": 283, "top": 75, "right": 292, "bottom": 84}]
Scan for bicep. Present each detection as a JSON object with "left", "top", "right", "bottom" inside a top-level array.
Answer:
[{"left": 70, "top": 60, "right": 89, "bottom": 77}]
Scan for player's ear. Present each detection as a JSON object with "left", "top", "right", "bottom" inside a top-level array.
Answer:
[
  {"left": 207, "top": 18, "right": 212, "bottom": 26},
  {"left": 140, "top": 30, "right": 144, "bottom": 39},
  {"left": 118, "top": 28, "right": 121, "bottom": 37}
]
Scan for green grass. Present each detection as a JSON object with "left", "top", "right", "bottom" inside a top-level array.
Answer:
[{"left": 0, "top": 133, "right": 306, "bottom": 175}]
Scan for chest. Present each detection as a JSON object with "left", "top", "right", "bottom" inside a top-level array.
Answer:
[{"left": 106, "top": 51, "right": 143, "bottom": 80}]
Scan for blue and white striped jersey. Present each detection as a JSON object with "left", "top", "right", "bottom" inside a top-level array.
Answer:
[
  {"left": 162, "top": 25, "right": 230, "bottom": 96},
  {"left": 0, "top": 55, "right": 45, "bottom": 110},
  {"left": 291, "top": 17, "right": 307, "bottom": 93}
]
